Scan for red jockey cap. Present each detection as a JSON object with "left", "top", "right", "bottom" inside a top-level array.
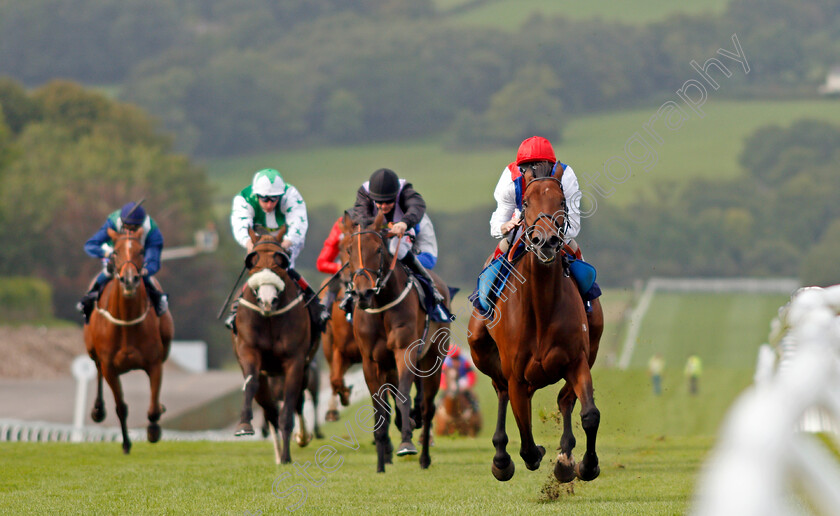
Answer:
[{"left": 516, "top": 136, "right": 556, "bottom": 165}]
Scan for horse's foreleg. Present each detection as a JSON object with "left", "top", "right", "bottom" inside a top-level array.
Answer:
[
  {"left": 418, "top": 373, "right": 439, "bottom": 469},
  {"left": 309, "top": 378, "right": 324, "bottom": 439},
  {"left": 508, "top": 379, "right": 545, "bottom": 471},
  {"left": 280, "top": 367, "right": 305, "bottom": 464},
  {"left": 91, "top": 361, "right": 106, "bottom": 423},
  {"left": 554, "top": 382, "right": 578, "bottom": 483},
  {"left": 145, "top": 361, "right": 165, "bottom": 444},
  {"left": 102, "top": 366, "right": 131, "bottom": 454},
  {"left": 253, "top": 376, "right": 282, "bottom": 464},
  {"left": 235, "top": 348, "right": 261, "bottom": 436},
  {"left": 362, "top": 358, "right": 391, "bottom": 473},
  {"left": 393, "top": 347, "right": 418, "bottom": 456},
  {"left": 490, "top": 385, "right": 515, "bottom": 481},
  {"left": 570, "top": 359, "right": 600, "bottom": 482}
]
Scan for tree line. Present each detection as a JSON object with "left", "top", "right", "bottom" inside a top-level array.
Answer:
[{"left": 1, "top": 0, "right": 838, "bottom": 156}]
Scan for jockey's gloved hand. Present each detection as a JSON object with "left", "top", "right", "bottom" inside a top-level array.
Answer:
[{"left": 141, "top": 267, "right": 149, "bottom": 277}]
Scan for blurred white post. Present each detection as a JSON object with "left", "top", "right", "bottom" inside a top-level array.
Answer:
[{"left": 70, "top": 355, "right": 97, "bottom": 442}]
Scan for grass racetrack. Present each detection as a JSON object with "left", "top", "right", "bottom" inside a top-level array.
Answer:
[{"left": 1, "top": 365, "right": 750, "bottom": 515}]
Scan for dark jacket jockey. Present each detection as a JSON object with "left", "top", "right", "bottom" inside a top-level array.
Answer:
[
  {"left": 76, "top": 202, "right": 169, "bottom": 323},
  {"left": 348, "top": 168, "right": 445, "bottom": 307}
]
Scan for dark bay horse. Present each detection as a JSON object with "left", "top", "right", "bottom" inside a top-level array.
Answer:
[
  {"left": 84, "top": 227, "right": 174, "bottom": 454},
  {"left": 467, "top": 173, "right": 605, "bottom": 483},
  {"left": 321, "top": 213, "right": 361, "bottom": 420},
  {"left": 347, "top": 211, "right": 451, "bottom": 472},
  {"left": 232, "top": 227, "right": 317, "bottom": 464},
  {"left": 434, "top": 366, "right": 482, "bottom": 437}
]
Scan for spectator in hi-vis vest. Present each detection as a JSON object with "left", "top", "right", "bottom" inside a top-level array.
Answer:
[
  {"left": 684, "top": 355, "right": 703, "bottom": 395},
  {"left": 648, "top": 353, "right": 665, "bottom": 396}
]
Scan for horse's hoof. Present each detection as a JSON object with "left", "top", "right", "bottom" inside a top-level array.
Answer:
[
  {"left": 325, "top": 409, "right": 340, "bottom": 422},
  {"left": 492, "top": 459, "right": 515, "bottom": 481},
  {"left": 396, "top": 441, "right": 418, "bottom": 456},
  {"left": 420, "top": 455, "right": 431, "bottom": 469},
  {"left": 260, "top": 425, "right": 269, "bottom": 439},
  {"left": 294, "top": 431, "right": 313, "bottom": 447},
  {"left": 122, "top": 441, "right": 132, "bottom": 455},
  {"left": 234, "top": 423, "right": 255, "bottom": 436},
  {"left": 91, "top": 405, "right": 106, "bottom": 423},
  {"left": 339, "top": 392, "right": 350, "bottom": 407},
  {"left": 524, "top": 445, "right": 546, "bottom": 471},
  {"left": 575, "top": 460, "right": 600, "bottom": 481},
  {"left": 554, "top": 454, "right": 576, "bottom": 483},
  {"left": 147, "top": 423, "right": 162, "bottom": 443},
  {"left": 315, "top": 429, "right": 325, "bottom": 440}
]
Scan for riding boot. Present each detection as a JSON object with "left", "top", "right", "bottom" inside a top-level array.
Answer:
[
  {"left": 400, "top": 253, "right": 445, "bottom": 305},
  {"left": 224, "top": 299, "right": 239, "bottom": 333},
  {"left": 287, "top": 267, "right": 330, "bottom": 331},
  {"left": 76, "top": 280, "right": 106, "bottom": 324},
  {"left": 143, "top": 277, "right": 169, "bottom": 316}
]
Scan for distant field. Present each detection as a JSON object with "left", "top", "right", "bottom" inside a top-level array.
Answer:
[
  {"left": 436, "top": 0, "right": 730, "bottom": 27},
  {"left": 204, "top": 100, "right": 840, "bottom": 216},
  {"left": 627, "top": 292, "right": 790, "bottom": 370}
]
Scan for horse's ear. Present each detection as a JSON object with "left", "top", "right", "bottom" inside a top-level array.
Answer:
[
  {"left": 371, "top": 209, "right": 385, "bottom": 230},
  {"left": 273, "top": 251, "right": 289, "bottom": 270},
  {"left": 248, "top": 226, "right": 258, "bottom": 244},
  {"left": 133, "top": 227, "right": 145, "bottom": 239},
  {"left": 342, "top": 211, "right": 355, "bottom": 233},
  {"left": 245, "top": 251, "right": 259, "bottom": 270},
  {"left": 107, "top": 227, "right": 119, "bottom": 241},
  {"left": 275, "top": 225, "right": 287, "bottom": 242}
]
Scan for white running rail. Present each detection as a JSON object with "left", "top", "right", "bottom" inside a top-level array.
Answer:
[{"left": 692, "top": 285, "right": 840, "bottom": 516}]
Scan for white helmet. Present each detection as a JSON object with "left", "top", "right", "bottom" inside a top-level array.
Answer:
[{"left": 252, "top": 169, "right": 286, "bottom": 196}]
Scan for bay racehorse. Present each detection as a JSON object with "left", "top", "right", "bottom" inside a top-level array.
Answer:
[
  {"left": 467, "top": 171, "right": 604, "bottom": 483},
  {"left": 347, "top": 211, "right": 451, "bottom": 472},
  {"left": 321, "top": 212, "right": 361, "bottom": 421},
  {"left": 434, "top": 365, "right": 482, "bottom": 437},
  {"left": 84, "top": 226, "right": 174, "bottom": 454},
  {"left": 231, "top": 227, "right": 317, "bottom": 464}
]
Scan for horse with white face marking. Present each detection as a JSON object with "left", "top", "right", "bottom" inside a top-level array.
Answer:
[{"left": 231, "top": 226, "right": 317, "bottom": 464}]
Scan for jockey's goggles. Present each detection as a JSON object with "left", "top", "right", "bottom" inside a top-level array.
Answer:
[{"left": 257, "top": 195, "right": 280, "bottom": 203}]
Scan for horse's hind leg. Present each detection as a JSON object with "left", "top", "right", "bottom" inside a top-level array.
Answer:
[
  {"left": 102, "top": 366, "right": 131, "bottom": 454},
  {"left": 508, "top": 379, "right": 545, "bottom": 471},
  {"left": 235, "top": 346, "right": 261, "bottom": 436},
  {"left": 570, "top": 360, "right": 600, "bottom": 481},
  {"left": 554, "top": 382, "right": 578, "bottom": 483},
  {"left": 146, "top": 361, "right": 165, "bottom": 443},
  {"left": 255, "top": 376, "right": 283, "bottom": 464},
  {"left": 90, "top": 360, "right": 106, "bottom": 423},
  {"left": 309, "top": 374, "right": 324, "bottom": 439}
]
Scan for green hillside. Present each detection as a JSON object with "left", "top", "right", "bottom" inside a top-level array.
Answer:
[
  {"left": 437, "top": 0, "right": 730, "bottom": 27},
  {"left": 205, "top": 100, "right": 840, "bottom": 215},
  {"left": 627, "top": 292, "right": 789, "bottom": 370}
]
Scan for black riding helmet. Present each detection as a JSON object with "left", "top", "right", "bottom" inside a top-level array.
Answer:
[{"left": 368, "top": 168, "right": 400, "bottom": 202}]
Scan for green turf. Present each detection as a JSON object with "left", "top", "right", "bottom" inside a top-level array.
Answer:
[
  {"left": 204, "top": 100, "right": 840, "bottom": 217},
  {"left": 438, "top": 0, "right": 730, "bottom": 28},
  {"left": 627, "top": 292, "right": 790, "bottom": 370},
  {"left": 0, "top": 364, "right": 752, "bottom": 515}
]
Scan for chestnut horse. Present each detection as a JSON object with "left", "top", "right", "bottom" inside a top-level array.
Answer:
[
  {"left": 321, "top": 212, "right": 361, "bottom": 420},
  {"left": 231, "top": 227, "right": 316, "bottom": 464},
  {"left": 434, "top": 366, "right": 482, "bottom": 437},
  {"left": 347, "top": 211, "right": 451, "bottom": 472},
  {"left": 467, "top": 173, "right": 604, "bottom": 483},
  {"left": 84, "top": 226, "right": 174, "bottom": 454}
]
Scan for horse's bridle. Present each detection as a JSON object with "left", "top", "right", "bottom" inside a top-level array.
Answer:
[
  {"left": 521, "top": 176, "right": 567, "bottom": 258},
  {"left": 347, "top": 229, "right": 399, "bottom": 295},
  {"left": 111, "top": 234, "right": 144, "bottom": 287}
]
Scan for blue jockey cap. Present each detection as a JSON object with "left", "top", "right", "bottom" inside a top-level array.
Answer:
[{"left": 120, "top": 202, "right": 146, "bottom": 225}]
